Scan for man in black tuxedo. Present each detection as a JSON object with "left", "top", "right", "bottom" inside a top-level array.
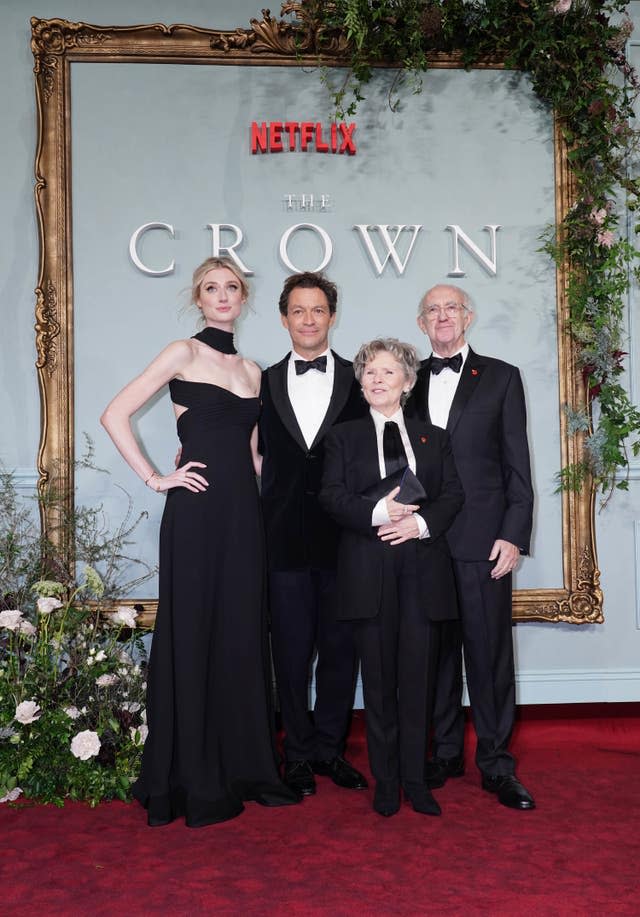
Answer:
[
  {"left": 407, "top": 283, "right": 536, "bottom": 810},
  {"left": 259, "top": 272, "right": 368, "bottom": 797}
]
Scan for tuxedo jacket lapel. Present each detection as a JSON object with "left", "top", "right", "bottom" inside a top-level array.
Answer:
[
  {"left": 311, "top": 352, "right": 356, "bottom": 450},
  {"left": 267, "top": 356, "right": 307, "bottom": 452},
  {"left": 419, "top": 361, "right": 434, "bottom": 425},
  {"left": 446, "top": 348, "right": 486, "bottom": 436}
]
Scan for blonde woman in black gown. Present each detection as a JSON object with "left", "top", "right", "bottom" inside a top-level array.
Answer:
[{"left": 101, "top": 257, "right": 299, "bottom": 826}]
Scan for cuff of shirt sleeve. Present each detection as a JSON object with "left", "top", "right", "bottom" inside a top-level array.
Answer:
[
  {"left": 415, "top": 513, "right": 429, "bottom": 540},
  {"left": 372, "top": 498, "right": 391, "bottom": 526}
]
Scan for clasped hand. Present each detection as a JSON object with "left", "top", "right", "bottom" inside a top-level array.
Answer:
[
  {"left": 152, "top": 461, "right": 209, "bottom": 494},
  {"left": 378, "top": 485, "right": 420, "bottom": 545}
]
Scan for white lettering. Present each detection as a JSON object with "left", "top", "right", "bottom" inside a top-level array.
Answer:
[
  {"left": 128, "top": 222, "right": 175, "bottom": 276},
  {"left": 446, "top": 224, "right": 501, "bottom": 277},
  {"left": 279, "top": 223, "right": 333, "bottom": 273},
  {"left": 353, "top": 224, "right": 423, "bottom": 276},
  {"left": 206, "top": 224, "right": 254, "bottom": 275}
]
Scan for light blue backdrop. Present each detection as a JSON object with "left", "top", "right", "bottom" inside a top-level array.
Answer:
[{"left": 71, "top": 62, "right": 559, "bottom": 597}]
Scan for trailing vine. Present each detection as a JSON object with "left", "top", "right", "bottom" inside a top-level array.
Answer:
[{"left": 292, "top": 0, "right": 640, "bottom": 505}]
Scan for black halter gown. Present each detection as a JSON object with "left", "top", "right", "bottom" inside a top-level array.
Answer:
[{"left": 132, "top": 327, "right": 298, "bottom": 826}]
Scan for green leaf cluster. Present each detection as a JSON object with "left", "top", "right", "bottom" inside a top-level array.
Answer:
[{"left": 296, "top": 0, "right": 640, "bottom": 503}]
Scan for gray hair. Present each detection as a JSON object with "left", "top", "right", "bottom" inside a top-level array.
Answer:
[
  {"left": 353, "top": 338, "right": 420, "bottom": 395},
  {"left": 418, "top": 283, "right": 473, "bottom": 316}
]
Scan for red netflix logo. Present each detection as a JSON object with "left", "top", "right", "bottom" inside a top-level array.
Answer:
[{"left": 250, "top": 121, "right": 356, "bottom": 155}]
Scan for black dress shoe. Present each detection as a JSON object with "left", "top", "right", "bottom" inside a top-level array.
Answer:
[
  {"left": 403, "top": 782, "right": 442, "bottom": 816},
  {"left": 481, "top": 774, "right": 536, "bottom": 810},
  {"left": 284, "top": 760, "right": 316, "bottom": 796},
  {"left": 425, "top": 755, "right": 465, "bottom": 789},
  {"left": 311, "top": 755, "right": 368, "bottom": 790},
  {"left": 373, "top": 780, "right": 400, "bottom": 817}
]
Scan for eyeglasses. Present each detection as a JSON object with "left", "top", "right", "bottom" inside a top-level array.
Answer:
[{"left": 422, "top": 302, "right": 467, "bottom": 320}]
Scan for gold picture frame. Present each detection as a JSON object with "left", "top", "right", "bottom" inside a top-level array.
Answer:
[{"left": 30, "top": 10, "right": 602, "bottom": 625}]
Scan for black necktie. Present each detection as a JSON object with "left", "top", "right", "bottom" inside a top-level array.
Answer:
[
  {"left": 294, "top": 355, "right": 327, "bottom": 375},
  {"left": 383, "top": 421, "right": 409, "bottom": 476},
  {"left": 430, "top": 353, "right": 463, "bottom": 375}
]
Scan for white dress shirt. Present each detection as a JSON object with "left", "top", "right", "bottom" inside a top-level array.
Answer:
[
  {"left": 428, "top": 343, "right": 469, "bottom": 429},
  {"left": 287, "top": 348, "right": 334, "bottom": 449},
  {"left": 369, "top": 407, "right": 428, "bottom": 539}
]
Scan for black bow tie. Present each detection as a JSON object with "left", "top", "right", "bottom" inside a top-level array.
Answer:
[
  {"left": 430, "top": 353, "right": 463, "bottom": 375},
  {"left": 295, "top": 355, "right": 327, "bottom": 375}
]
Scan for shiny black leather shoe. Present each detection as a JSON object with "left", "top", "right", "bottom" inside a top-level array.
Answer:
[
  {"left": 311, "top": 755, "right": 368, "bottom": 790},
  {"left": 373, "top": 780, "right": 400, "bottom": 817},
  {"left": 284, "top": 760, "right": 316, "bottom": 796},
  {"left": 481, "top": 774, "right": 536, "bottom": 810},
  {"left": 403, "top": 782, "right": 442, "bottom": 816},
  {"left": 425, "top": 755, "right": 465, "bottom": 789}
]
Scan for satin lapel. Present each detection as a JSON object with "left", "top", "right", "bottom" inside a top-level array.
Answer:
[
  {"left": 406, "top": 419, "right": 430, "bottom": 484},
  {"left": 420, "top": 361, "right": 434, "bottom": 425},
  {"left": 311, "top": 353, "right": 355, "bottom": 449},
  {"left": 356, "top": 417, "right": 383, "bottom": 490},
  {"left": 267, "top": 358, "right": 307, "bottom": 452},
  {"left": 446, "top": 348, "right": 486, "bottom": 436}
]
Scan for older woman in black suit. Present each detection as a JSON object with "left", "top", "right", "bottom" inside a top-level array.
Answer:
[{"left": 320, "top": 339, "right": 463, "bottom": 817}]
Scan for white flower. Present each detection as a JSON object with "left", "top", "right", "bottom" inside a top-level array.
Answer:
[
  {"left": 0, "top": 610, "right": 23, "bottom": 631},
  {"left": 129, "top": 724, "right": 149, "bottom": 746},
  {"left": 0, "top": 787, "right": 23, "bottom": 803},
  {"left": 109, "top": 606, "right": 138, "bottom": 629},
  {"left": 94, "top": 650, "right": 106, "bottom": 663},
  {"left": 37, "top": 596, "right": 63, "bottom": 615},
  {"left": 95, "top": 674, "right": 119, "bottom": 687},
  {"left": 86, "top": 656, "right": 95, "bottom": 667},
  {"left": 552, "top": 0, "right": 571, "bottom": 12},
  {"left": 590, "top": 207, "right": 607, "bottom": 226},
  {"left": 63, "top": 706, "right": 82, "bottom": 720},
  {"left": 15, "top": 700, "right": 42, "bottom": 724},
  {"left": 70, "top": 730, "right": 101, "bottom": 760},
  {"left": 121, "top": 701, "right": 141, "bottom": 713},
  {"left": 141, "top": 708, "right": 147, "bottom": 723},
  {"left": 18, "top": 620, "right": 37, "bottom": 637}
]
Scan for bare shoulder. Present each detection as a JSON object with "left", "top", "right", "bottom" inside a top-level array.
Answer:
[{"left": 243, "top": 358, "right": 263, "bottom": 387}]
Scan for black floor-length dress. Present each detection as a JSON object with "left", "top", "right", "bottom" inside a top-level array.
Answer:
[{"left": 133, "top": 349, "right": 297, "bottom": 826}]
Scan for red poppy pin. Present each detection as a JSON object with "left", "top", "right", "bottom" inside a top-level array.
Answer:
[
  {"left": 420, "top": 435, "right": 428, "bottom": 444},
  {"left": 471, "top": 368, "right": 478, "bottom": 376}
]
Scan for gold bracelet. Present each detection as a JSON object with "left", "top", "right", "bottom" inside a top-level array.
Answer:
[{"left": 145, "top": 471, "right": 160, "bottom": 488}]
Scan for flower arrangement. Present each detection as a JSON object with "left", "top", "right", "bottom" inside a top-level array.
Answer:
[
  {"left": 0, "top": 467, "right": 151, "bottom": 806},
  {"left": 294, "top": 0, "right": 640, "bottom": 504}
]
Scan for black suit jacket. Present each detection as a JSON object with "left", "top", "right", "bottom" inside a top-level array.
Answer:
[
  {"left": 406, "top": 347, "right": 534, "bottom": 562},
  {"left": 259, "top": 350, "right": 367, "bottom": 571},
  {"left": 319, "top": 416, "right": 464, "bottom": 622}
]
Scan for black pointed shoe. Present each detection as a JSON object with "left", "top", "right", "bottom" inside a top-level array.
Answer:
[
  {"left": 403, "top": 782, "right": 442, "bottom": 816},
  {"left": 481, "top": 774, "right": 536, "bottom": 810},
  {"left": 284, "top": 760, "right": 316, "bottom": 796},
  {"left": 425, "top": 755, "right": 465, "bottom": 789},
  {"left": 373, "top": 780, "right": 400, "bottom": 817},
  {"left": 311, "top": 755, "right": 368, "bottom": 790}
]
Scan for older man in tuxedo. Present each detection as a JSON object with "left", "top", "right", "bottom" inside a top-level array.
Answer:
[
  {"left": 259, "top": 271, "right": 368, "bottom": 797},
  {"left": 407, "top": 283, "right": 535, "bottom": 810}
]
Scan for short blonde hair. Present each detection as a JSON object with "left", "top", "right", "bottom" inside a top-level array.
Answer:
[
  {"left": 353, "top": 338, "right": 420, "bottom": 393},
  {"left": 190, "top": 257, "right": 250, "bottom": 306}
]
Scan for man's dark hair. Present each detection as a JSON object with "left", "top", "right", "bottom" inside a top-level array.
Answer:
[{"left": 278, "top": 272, "right": 338, "bottom": 316}]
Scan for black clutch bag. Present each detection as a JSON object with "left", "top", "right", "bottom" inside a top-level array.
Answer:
[{"left": 362, "top": 466, "right": 426, "bottom": 504}]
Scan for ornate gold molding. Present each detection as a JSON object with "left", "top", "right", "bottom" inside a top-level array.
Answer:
[{"left": 31, "top": 10, "right": 602, "bottom": 624}]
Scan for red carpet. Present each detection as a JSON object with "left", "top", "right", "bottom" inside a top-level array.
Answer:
[{"left": 3, "top": 706, "right": 639, "bottom": 916}]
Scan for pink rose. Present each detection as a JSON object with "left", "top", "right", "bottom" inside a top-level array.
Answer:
[{"left": 597, "top": 230, "right": 615, "bottom": 248}]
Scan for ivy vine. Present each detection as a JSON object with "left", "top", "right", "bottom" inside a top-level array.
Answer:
[{"left": 293, "top": 0, "right": 640, "bottom": 505}]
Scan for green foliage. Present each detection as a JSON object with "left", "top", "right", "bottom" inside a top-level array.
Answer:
[
  {"left": 295, "top": 0, "right": 640, "bottom": 504},
  {"left": 0, "top": 467, "right": 152, "bottom": 806}
]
